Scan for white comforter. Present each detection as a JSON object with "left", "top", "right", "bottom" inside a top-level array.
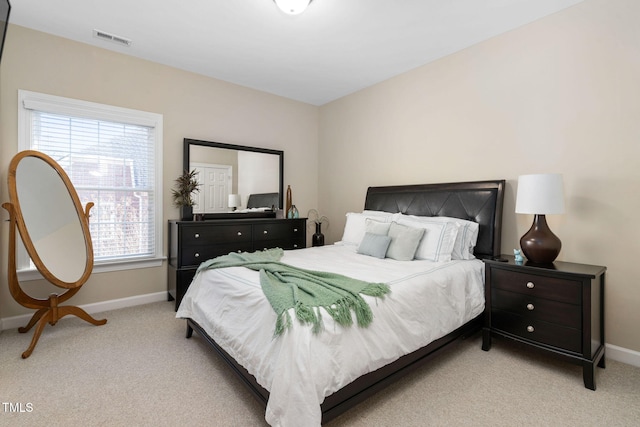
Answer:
[{"left": 176, "top": 244, "right": 485, "bottom": 427}]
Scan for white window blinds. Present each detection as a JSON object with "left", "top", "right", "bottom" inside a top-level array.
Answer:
[{"left": 19, "top": 90, "right": 163, "bottom": 268}]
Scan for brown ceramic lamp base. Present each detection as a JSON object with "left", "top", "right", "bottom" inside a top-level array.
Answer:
[{"left": 520, "top": 214, "right": 561, "bottom": 264}]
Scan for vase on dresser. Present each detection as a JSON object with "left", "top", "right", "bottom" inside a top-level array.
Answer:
[
  {"left": 287, "top": 204, "right": 299, "bottom": 219},
  {"left": 286, "top": 185, "right": 292, "bottom": 216},
  {"left": 312, "top": 223, "right": 325, "bottom": 247}
]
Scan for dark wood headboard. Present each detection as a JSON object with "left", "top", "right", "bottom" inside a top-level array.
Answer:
[{"left": 364, "top": 180, "right": 505, "bottom": 259}]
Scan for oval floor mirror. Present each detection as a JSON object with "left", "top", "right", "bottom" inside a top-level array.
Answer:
[{"left": 3, "top": 150, "right": 107, "bottom": 358}]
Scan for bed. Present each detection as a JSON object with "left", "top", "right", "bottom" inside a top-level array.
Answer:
[{"left": 177, "top": 180, "right": 505, "bottom": 426}]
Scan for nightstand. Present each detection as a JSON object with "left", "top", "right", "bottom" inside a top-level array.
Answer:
[{"left": 482, "top": 255, "right": 606, "bottom": 390}]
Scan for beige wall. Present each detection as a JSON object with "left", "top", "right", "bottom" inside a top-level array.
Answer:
[
  {"left": 319, "top": 0, "right": 640, "bottom": 352},
  {"left": 0, "top": 25, "right": 318, "bottom": 318},
  {"left": 1, "top": 0, "right": 638, "bottom": 355}
]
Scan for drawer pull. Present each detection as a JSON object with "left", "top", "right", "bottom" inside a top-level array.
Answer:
[
  {"left": 194, "top": 233, "right": 200, "bottom": 238},
  {"left": 263, "top": 230, "right": 268, "bottom": 234},
  {"left": 527, "top": 325, "right": 534, "bottom": 333},
  {"left": 293, "top": 244, "right": 298, "bottom": 248},
  {"left": 526, "top": 281, "right": 535, "bottom": 289},
  {"left": 294, "top": 228, "right": 298, "bottom": 232},
  {"left": 526, "top": 303, "right": 535, "bottom": 311},
  {"left": 194, "top": 253, "right": 200, "bottom": 258},
  {"left": 237, "top": 231, "right": 242, "bottom": 236}
]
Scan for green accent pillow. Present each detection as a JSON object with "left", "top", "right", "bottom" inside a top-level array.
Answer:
[
  {"left": 386, "top": 222, "right": 426, "bottom": 261},
  {"left": 357, "top": 232, "right": 392, "bottom": 259}
]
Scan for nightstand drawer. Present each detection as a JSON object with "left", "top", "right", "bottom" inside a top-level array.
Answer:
[
  {"left": 492, "top": 309, "right": 581, "bottom": 353},
  {"left": 492, "top": 288, "right": 581, "bottom": 329},
  {"left": 492, "top": 269, "right": 581, "bottom": 304},
  {"left": 182, "top": 224, "right": 252, "bottom": 246}
]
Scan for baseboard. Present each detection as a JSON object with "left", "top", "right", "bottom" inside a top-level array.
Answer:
[
  {"left": 606, "top": 343, "right": 640, "bottom": 368},
  {"left": 3, "top": 294, "right": 639, "bottom": 369},
  {"left": 0, "top": 291, "right": 167, "bottom": 331}
]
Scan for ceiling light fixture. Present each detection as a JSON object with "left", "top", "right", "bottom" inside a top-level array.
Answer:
[{"left": 273, "top": 0, "right": 312, "bottom": 15}]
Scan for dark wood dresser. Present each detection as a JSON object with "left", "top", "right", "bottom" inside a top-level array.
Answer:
[
  {"left": 482, "top": 255, "right": 606, "bottom": 390},
  {"left": 168, "top": 218, "right": 307, "bottom": 310}
]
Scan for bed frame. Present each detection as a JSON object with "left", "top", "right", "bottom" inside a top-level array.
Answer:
[{"left": 185, "top": 179, "right": 505, "bottom": 424}]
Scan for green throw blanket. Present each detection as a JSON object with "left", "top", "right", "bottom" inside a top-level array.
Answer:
[{"left": 196, "top": 248, "right": 390, "bottom": 336}]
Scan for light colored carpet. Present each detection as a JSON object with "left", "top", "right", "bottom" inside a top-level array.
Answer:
[{"left": 1, "top": 301, "right": 638, "bottom": 426}]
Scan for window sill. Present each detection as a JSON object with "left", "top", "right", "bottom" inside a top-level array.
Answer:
[{"left": 17, "top": 256, "right": 166, "bottom": 282}]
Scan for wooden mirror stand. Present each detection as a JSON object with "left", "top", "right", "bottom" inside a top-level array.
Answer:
[{"left": 3, "top": 151, "right": 107, "bottom": 358}]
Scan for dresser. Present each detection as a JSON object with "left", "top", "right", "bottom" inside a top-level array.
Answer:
[
  {"left": 168, "top": 218, "right": 307, "bottom": 310},
  {"left": 482, "top": 255, "right": 606, "bottom": 390}
]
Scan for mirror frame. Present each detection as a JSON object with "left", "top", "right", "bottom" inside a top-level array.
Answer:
[
  {"left": 183, "top": 138, "right": 284, "bottom": 220},
  {"left": 4, "top": 150, "right": 107, "bottom": 359},
  {"left": 6, "top": 150, "right": 94, "bottom": 289}
]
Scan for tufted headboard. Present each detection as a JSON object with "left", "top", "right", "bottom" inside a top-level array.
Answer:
[{"left": 364, "top": 180, "right": 505, "bottom": 259}]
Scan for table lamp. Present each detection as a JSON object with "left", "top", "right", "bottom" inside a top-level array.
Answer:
[
  {"left": 515, "top": 173, "right": 565, "bottom": 264},
  {"left": 228, "top": 194, "right": 241, "bottom": 211}
]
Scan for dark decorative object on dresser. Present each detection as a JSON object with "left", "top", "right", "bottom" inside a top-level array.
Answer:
[
  {"left": 312, "top": 223, "right": 325, "bottom": 247},
  {"left": 168, "top": 218, "right": 307, "bottom": 310},
  {"left": 308, "top": 209, "right": 329, "bottom": 247},
  {"left": 482, "top": 255, "right": 606, "bottom": 390}
]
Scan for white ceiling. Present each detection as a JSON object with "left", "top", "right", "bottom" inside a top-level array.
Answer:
[{"left": 9, "top": 0, "right": 583, "bottom": 106}]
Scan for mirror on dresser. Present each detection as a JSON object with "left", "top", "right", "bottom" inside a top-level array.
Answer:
[{"left": 183, "top": 138, "right": 284, "bottom": 220}]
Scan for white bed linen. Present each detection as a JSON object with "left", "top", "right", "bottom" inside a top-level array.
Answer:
[{"left": 176, "top": 244, "right": 485, "bottom": 427}]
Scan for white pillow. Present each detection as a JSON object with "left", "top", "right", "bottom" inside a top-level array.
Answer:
[
  {"left": 362, "top": 210, "right": 399, "bottom": 218},
  {"left": 409, "top": 215, "right": 479, "bottom": 260},
  {"left": 365, "top": 218, "right": 391, "bottom": 235},
  {"left": 396, "top": 215, "right": 459, "bottom": 262},
  {"left": 340, "top": 211, "right": 399, "bottom": 245}
]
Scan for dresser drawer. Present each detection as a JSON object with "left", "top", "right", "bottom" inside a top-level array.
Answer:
[
  {"left": 492, "top": 269, "right": 581, "bottom": 304},
  {"left": 255, "top": 237, "right": 305, "bottom": 251},
  {"left": 182, "top": 224, "right": 252, "bottom": 246},
  {"left": 492, "top": 288, "right": 581, "bottom": 329},
  {"left": 180, "top": 242, "right": 253, "bottom": 266},
  {"left": 253, "top": 221, "right": 304, "bottom": 242},
  {"left": 492, "top": 309, "right": 581, "bottom": 353}
]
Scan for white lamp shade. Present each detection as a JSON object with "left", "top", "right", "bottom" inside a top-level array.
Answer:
[
  {"left": 228, "top": 194, "right": 241, "bottom": 208},
  {"left": 515, "top": 174, "right": 565, "bottom": 215},
  {"left": 274, "top": 0, "right": 312, "bottom": 15}
]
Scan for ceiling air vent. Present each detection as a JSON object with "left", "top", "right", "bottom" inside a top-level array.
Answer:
[{"left": 93, "top": 29, "right": 132, "bottom": 47}]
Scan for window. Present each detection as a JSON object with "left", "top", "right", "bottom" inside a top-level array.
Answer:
[{"left": 18, "top": 90, "right": 163, "bottom": 276}]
